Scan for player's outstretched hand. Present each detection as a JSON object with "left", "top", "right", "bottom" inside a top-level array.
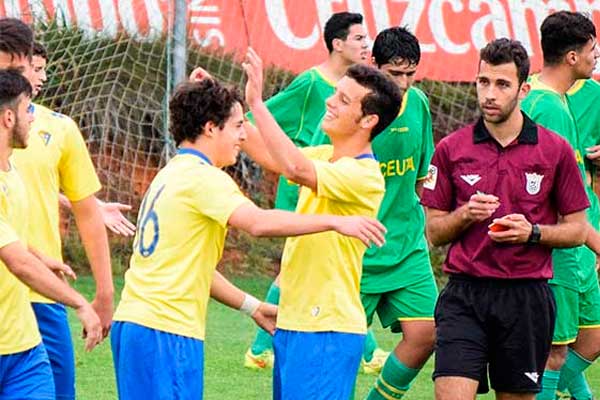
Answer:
[
  {"left": 76, "top": 303, "right": 103, "bottom": 351},
  {"left": 100, "top": 202, "right": 136, "bottom": 236},
  {"left": 251, "top": 302, "right": 277, "bottom": 335},
  {"left": 488, "top": 213, "right": 532, "bottom": 244},
  {"left": 92, "top": 295, "right": 114, "bottom": 339},
  {"left": 333, "top": 216, "right": 387, "bottom": 248},
  {"left": 189, "top": 66, "right": 212, "bottom": 82},
  {"left": 465, "top": 192, "right": 500, "bottom": 222},
  {"left": 242, "top": 47, "right": 264, "bottom": 107}
]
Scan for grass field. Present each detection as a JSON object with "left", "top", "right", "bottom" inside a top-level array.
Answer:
[{"left": 68, "top": 275, "right": 599, "bottom": 399}]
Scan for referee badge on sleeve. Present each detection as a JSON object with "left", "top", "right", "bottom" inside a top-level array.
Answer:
[
  {"left": 525, "top": 172, "right": 544, "bottom": 195},
  {"left": 423, "top": 165, "right": 438, "bottom": 190}
]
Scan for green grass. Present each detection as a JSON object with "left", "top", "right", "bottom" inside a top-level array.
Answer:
[{"left": 68, "top": 275, "right": 599, "bottom": 399}]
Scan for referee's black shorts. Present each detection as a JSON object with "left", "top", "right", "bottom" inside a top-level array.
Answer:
[{"left": 433, "top": 274, "right": 556, "bottom": 394}]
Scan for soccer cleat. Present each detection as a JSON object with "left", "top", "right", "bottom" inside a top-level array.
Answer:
[
  {"left": 361, "top": 348, "right": 390, "bottom": 375},
  {"left": 244, "top": 348, "right": 274, "bottom": 370}
]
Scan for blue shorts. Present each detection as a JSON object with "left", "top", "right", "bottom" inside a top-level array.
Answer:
[
  {"left": 273, "top": 329, "right": 365, "bottom": 400},
  {"left": 0, "top": 343, "right": 55, "bottom": 400},
  {"left": 111, "top": 321, "right": 204, "bottom": 400},
  {"left": 32, "top": 302, "right": 75, "bottom": 400}
]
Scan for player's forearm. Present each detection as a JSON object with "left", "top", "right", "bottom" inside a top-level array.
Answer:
[
  {"left": 426, "top": 205, "right": 473, "bottom": 246},
  {"left": 538, "top": 220, "right": 587, "bottom": 248},
  {"left": 240, "top": 121, "right": 282, "bottom": 174},
  {"left": 235, "top": 207, "right": 336, "bottom": 238},
  {"left": 585, "top": 223, "right": 600, "bottom": 255},
  {"left": 210, "top": 270, "right": 246, "bottom": 310},
  {"left": 1, "top": 242, "right": 88, "bottom": 309},
  {"left": 247, "top": 101, "right": 313, "bottom": 183},
  {"left": 71, "top": 196, "right": 114, "bottom": 298}
]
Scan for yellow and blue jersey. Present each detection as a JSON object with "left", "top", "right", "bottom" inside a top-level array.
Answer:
[
  {"left": 11, "top": 103, "right": 101, "bottom": 304},
  {"left": 277, "top": 145, "right": 385, "bottom": 334},
  {"left": 0, "top": 163, "right": 41, "bottom": 355},
  {"left": 114, "top": 149, "right": 251, "bottom": 340}
]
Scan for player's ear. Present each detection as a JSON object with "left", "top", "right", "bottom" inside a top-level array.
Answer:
[
  {"left": 203, "top": 121, "right": 217, "bottom": 138},
  {"left": 0, "top": 108, "right": 15, "bottom": 129},
  {"left": 565, "top": 50, "right": 578, "bottom": 67},
  {"left": 518, "top": 82, "right": 531, "bottom": 100},
  {"left": 332, "top": 37, "right": 344, "bottom": 53},
  {"left": 360, "top": 114, "right": 378, "bottom": 130}
]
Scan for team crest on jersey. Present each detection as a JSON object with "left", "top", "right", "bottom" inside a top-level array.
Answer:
[
  {"left": 423, "top": 165, "right": 438, "bottom": 190},
  {"left": 525, "top": 172, "right": 544, "bottom": 195},
  {"left": 39, "top": 132, "right": 51, "bottom": 146}
]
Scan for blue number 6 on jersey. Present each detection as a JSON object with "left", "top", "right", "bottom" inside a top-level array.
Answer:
[{"left": 136, "top": 184, "right": 166, "bottom": 257}]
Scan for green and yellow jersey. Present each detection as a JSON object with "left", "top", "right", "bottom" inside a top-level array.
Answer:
[
  {"left": 114, "top": 149, "right": 251, "bottom": 340},
  {"left": 277, "top": 145, "right": 385, "bottom": 334},
  {"left": 247, "top": 67, "right": 335, "bottom": 211},
  {"left": 522, "top": 75, "right": 595, "bottom": 290},
  {"left": 361, "top": 86, "right": 435, "bottom": 293},
  {"left": 568, "top": 78, "right": 600, "bottom": 289},
  {"left": 0, "top": 163, "right": 41, "bottom": 355},
  {"left": 11, "top": 104, "right": 101, "bottom": 304}
]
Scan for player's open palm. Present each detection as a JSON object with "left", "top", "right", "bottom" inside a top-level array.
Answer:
[
  {"left": 242, "top": 47, "right": 264, "bottom": 107},
  {"left": 251, "top": 302, "right": 277, "bottom": 335},
  {"left": 76, "top": 303, "right": 103, "bottom": 352},
  {"left": 100, "top": 202, "right": 136, "bottom": 236},
  {"left": 334, "top": 216, "right": 387, "bottom": 248}
]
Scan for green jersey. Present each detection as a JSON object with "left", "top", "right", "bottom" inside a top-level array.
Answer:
[
  {"left": 567, "top": 79, "right": 600, "bottom": 290},
  {"left": 247, "top": 67, "right": 335, "bottom": 211},
  {"left": 522, "top": 75, "right": 591, "bottom": 291},
  {"left": 361, "top": 86, "right": 435, "bottom": 293}
]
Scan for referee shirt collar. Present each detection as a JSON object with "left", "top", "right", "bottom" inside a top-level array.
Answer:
[{"left": 473, "top": 111, "right": 538, "bottom": 145}]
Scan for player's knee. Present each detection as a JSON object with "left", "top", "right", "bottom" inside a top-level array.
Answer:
[
  {"left": 404, "top": 324, "right": 436, "bottom": 352},
  {"left": 546, "top": 345, "right": 568, "bottom": 370}
]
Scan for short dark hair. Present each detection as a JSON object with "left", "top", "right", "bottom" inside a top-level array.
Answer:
[
  {"left": 33, "top": 41, "right": 47, "bottom": 60},
  {"left": 0, "top": 18, "right": 33, "bottom": 60},
  {"left": 0, "top": 69, "right": 32, "bottom": 111},
  {"left": 373, "top": 26, "right": 421, "bottom": 67},
  {"left": 541, "top": 11, "right": 596, "bottom": 66},
  {"left": 324, "top": 12, "right": 363, "bottom": 53},
  {"left": 345, "top": 64, "right": 402, "bottom": 140},
  {"left": 169, "top": 79, "right": 243, "bottom": 146},
  {"left": 479, "top": 38, "right": 530, "bottom": 85}
]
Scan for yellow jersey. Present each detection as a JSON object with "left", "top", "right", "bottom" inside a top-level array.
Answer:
[
  {"left": 12, "top": 103, "right": 101, "bottom": 303},
  {"left": 277, "top": 145, "right": 385, "bottom": 334},
  {"left": 0, "top": 163, "right": 41, "bottom": 355},
  {"left": 114, "top": 149, "right": 252, "bottom": 340}
]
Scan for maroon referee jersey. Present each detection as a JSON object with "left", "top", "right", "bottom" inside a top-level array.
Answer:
[{"left": 421, "top": 113, "right": 589, "bottom": 279}]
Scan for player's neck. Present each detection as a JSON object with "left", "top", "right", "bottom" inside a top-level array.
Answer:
[
  {"left": 329, "top": 134, "right": 372, "bottom": 162},
  {"left": 319, "top": 56, "right": 352, "bottom": 82},
  {"left": 178, "top": 139, "right": 217, "bottom": 167},
  {"left": 484, "top": 109, "right": 524, "bottom": 147},
  {"left": 538, "top": 66, "right": 576, "bottom": 95}
]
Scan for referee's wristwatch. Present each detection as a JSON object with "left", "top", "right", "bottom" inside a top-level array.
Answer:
[{"left": 527, "top": 223, "right": 541, "bottom": 244}]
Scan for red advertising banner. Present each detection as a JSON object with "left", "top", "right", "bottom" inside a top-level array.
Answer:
[{"left": 3, "top": 0, "right": 600, "bottom": 82}]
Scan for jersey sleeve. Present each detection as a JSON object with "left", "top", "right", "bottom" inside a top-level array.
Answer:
[
  {"left": 420, "top": 140, "right": 454, "bottom": 211},
  {"left": 523, "top": 95, "right": 576, "bottom": 145},
  {"left": 552, "top": 140, "right": 590, "bottom": 215},
  {"left": 191, "top": 169, "right": 252, "bottom": 228},
  {"left": 58, "top": 118, "right": 102, "bottom": 201},
  {"left": 417, "top": 94, "right": 434, "bottom": 180},
  {"left": 247, "top": 71, "right": 316, "bottom": 140},
  {"left": 313, "top": 157, "right": 383, "bottom": 205}
]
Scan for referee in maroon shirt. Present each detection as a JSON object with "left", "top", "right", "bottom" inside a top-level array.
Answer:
[{"left": 421, "top": 39, "right": 589, "bottom": 400}]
